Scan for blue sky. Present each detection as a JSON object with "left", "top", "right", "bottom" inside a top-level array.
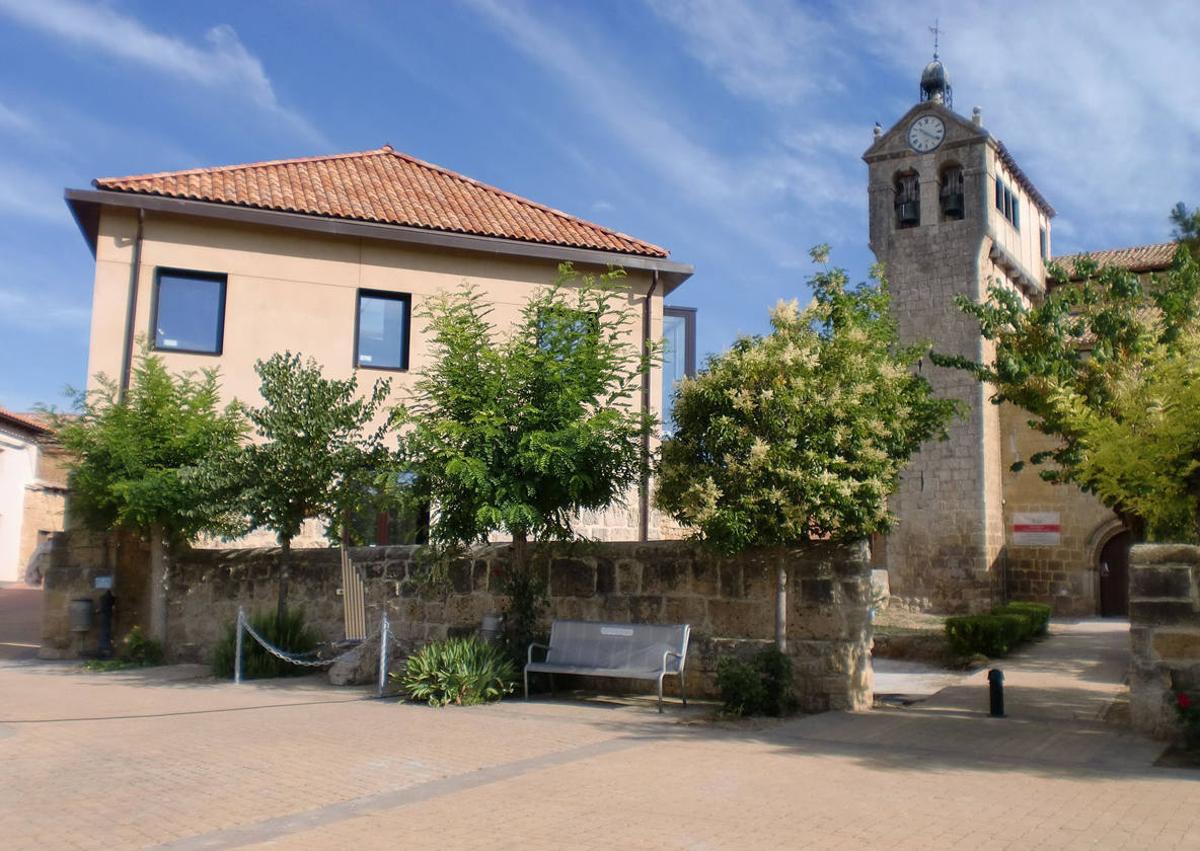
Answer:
[{"left": 1, "top": 0, "right": 1197, "bottom": 410}]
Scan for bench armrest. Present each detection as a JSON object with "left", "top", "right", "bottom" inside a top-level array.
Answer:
[
  {"left": 527, "top": 642, "right": 550, "bottom": 666},
  {"left": 662, "top": 649, "right": 685, "bottom": 673}
]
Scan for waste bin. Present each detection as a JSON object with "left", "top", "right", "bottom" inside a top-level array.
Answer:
[{"left": 69, "top": 598, "right": 94, "bottom": 634}]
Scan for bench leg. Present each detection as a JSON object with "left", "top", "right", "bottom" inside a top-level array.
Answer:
[
  {"left": 524, "top": 668, "right": 529, "bottom": 702},
  {"left": 657, "top": 673, "right": 664, "bottom": 713},
  {"left": 681, "top": 669, "right": 687, "bottom": 707}
]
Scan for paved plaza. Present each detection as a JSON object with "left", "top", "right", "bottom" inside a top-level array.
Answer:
[{"left": 0, "top": 617, "right": 1196, "bottom": 850}]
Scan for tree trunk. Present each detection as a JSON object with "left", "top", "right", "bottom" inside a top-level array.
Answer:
[
  {"left": 276, "top": 535, "right": 291, "bottom": 625},
  {"left": 511, "top": 528, "right": 529, "bottom": 573},
  {"left": 149, "top": 524, "right": 169, "bottom": 644},
  {"left": 775, "top": 563, "right": 787, "bottom": 653}
]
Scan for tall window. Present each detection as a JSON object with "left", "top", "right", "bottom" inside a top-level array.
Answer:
[
  {"left": 894, "top": 172, "right": 920, "bottom": 229},
  {"left": 661, "top": 306, "right": 696, "bottom": 436},
  {"left": 1040, "top": 227, "right": 1048, "bottom": 261},
  {"left": 995, "top": 177, "right": 1004, "bottom": 212},
  {"left": 356, "top": 290, "right": 411, "bottom": 370},
  {"left": 152, "top": 269, "right": 227, "bottom": 355},
  {"left": 939, "top": 165, "right": 964, "bottom": 221}
]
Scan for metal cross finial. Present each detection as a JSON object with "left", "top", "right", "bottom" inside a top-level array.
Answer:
[{"left": 930, "top": 19, "right": 941, "bottom": 60}]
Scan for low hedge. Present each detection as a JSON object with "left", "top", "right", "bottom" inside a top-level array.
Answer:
[
  {"left": 944, "top": 613, "right": 1027, "bottom": 658},
  {"left": 994, "top": 602, "right": 1051, "bottom": 639},
  {"left": 945, "top": 601, "right": 1053, "bottom": 658}
]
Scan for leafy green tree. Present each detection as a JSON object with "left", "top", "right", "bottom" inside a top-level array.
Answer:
[
  {"left": 934, "top": 244, "right": 1200, "bottom": 541},
  {"left": 51, "top": 353, "right": 246, "bottom": 641},
  {"left": 395, "top": 264, "right": 656, "bottom": 570},
  {"left": 655, "top": 247, "right": 958, "bottom": 553},
  {"left": 1170, "top": 202, "right": 1200, "bottom": 256},
  {"left": 238, "top": 353, "right": 392, "bottom": 621}
]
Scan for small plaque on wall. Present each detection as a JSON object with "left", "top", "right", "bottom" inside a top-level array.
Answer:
[
  {"left": 1013, "top": 512, "right": 1061, "bottom": 546},
  {"left": 94, "top": 575, "right": 114, "bottom": 590}
]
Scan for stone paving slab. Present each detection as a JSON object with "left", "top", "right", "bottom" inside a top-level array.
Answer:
[{"left": 0, "top": 620, "right": 1196, "bottom": 850}]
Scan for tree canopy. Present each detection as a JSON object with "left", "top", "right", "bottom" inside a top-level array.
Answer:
[
  {"left": 933, "top": 237, "right": 1200, "bottom": 542},
  {"left": 238, "top": 353, "right": 392, "bottom": 616},
  {"left": 394, "top": 264, "right": 656, "bottom": 551},
  {"left": 52, "top": 352, "right": 246, "bottom": 545},
  {"left": 655, "top": 248, "right": 958, "bottom": 553}
]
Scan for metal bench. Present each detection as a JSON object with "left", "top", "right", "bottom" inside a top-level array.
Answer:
[{"left": 525, "top": 620, "right": 691, "bottom": 712}]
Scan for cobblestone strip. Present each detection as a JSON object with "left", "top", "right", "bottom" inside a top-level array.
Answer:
[{"left": 156, "top": 734, "right": 647, "bottom": 850}]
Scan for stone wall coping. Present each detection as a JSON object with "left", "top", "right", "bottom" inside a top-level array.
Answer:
[{"left": 1131, "top": 543, "right": 1200, "bottom": 565}]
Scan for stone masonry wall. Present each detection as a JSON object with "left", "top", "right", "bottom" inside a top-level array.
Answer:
[
  {"left": 867, "top": 124, "right": 1003, "bottom": 613},
  {"left": 42, "top": 534, "right": 874, "bottom": 712},
  {"left": 1129, "top": 544, "right": 1200, "bottom": 740}
]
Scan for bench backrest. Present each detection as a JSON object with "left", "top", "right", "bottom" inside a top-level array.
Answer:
[{"left": 546, "top": 620, "right": 690, "bottom": 673}]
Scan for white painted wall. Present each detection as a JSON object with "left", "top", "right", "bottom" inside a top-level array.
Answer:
[{"left": 0, "top": 425, "right": 39, "bottom": 583}]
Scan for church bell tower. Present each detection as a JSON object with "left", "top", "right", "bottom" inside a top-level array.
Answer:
[{"left": 863, "top": 53, "right": 1054, "bottom": 612}]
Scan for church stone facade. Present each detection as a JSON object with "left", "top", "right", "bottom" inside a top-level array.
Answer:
[{"left": 864, "top": 61, "right": 1133, "bottom": 616}]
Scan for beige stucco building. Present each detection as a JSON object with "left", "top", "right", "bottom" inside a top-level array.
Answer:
[
  {"left": 866, "top": 59, "right": 1175, "bottom": 616},
  {"left": 0, "top": 408, "right": 67, "bottom": 584},
  {"left": 66, "top": 146, "right": 694, "bottom": 545}
]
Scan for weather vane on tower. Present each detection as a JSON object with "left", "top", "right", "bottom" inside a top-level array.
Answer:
[{"left": 919, "top": 19, "right": 952, "bottom": 109}]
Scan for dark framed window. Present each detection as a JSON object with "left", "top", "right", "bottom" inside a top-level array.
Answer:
[
  {"left": 995, "top": 177, "right": 1004, "bottom": 211},
  {"left": 662, "top": 306, "right": 697, "bottom": 437},
  {"left": 355, "top": 289, "right": 411, "bottom": 371},
  {"left": 151, "top": 268, "right": 227, "bottom": 355},
  {"left": 1040, "top": 227, "right": 1048, "bottom": 261},
  {"left": 1012, "top": 196, "right": 1020, "bottom": 231}
]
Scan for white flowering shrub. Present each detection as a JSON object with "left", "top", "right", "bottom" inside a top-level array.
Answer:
[{"left": 654, "top": 247, "right": 959, "bottom": 552}]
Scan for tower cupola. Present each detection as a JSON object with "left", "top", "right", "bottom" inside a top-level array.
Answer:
[{"left": 919, "top": 22, "right": 952, "bottom": 109}]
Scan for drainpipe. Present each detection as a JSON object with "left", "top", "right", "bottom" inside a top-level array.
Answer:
[
  {"left": 119, "top": 209, "right": 146, "bottom": 401},
  {"left": 638, "top": 270, "right": 660, "bottom": 542}
]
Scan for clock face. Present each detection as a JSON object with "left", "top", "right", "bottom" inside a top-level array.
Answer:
[{"left": 908, "top": 115, "right": 946, "bottom": 153}]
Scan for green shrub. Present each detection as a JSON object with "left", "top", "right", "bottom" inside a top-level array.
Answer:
[
  {"left": 716, "top": 646, "right": 795, "bottom": 717},
  {"left": 211, "top": 609, "right": 320, "bottom": 679},
  {"left": 397, "top": 636, "right": 517, "bottom": 707},
  {"left": 120, "top": 625, "right": 165, "bottom": 665},
  {"left": 81, "top": 625, "right": 166, "bottom": 672},
  {"left": 994, "top": 602, "right": 1051, "bottom": 638},
  {"left": 944, "top": 614, "right": 1027, "bottom": 658}
]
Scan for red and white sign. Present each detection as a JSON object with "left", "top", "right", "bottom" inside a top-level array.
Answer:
[{"left": 1012, "top": 512, "right": 1061, "bottom": 546}]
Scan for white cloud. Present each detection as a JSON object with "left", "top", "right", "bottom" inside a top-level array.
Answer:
[
  {"left": 0, "top": 101, "right": 36, "bottom": 136},
  {"left": 462, "top": 0, "right": 860, "bottom": 265},
  {"left": 645, "top": 0, "right": 837, "bottom": 106},
  {"left": 0, "top": 161, "right": 70, "bottom": 223},
  {"left": 0, "top": 284, "right": 90, "bottom": 331},
  {"left": 848, "top": 0, "right": 1200, "bottom": 252},
  {"left": 0, "top": 0, "right": 329, "bottom": 149}
]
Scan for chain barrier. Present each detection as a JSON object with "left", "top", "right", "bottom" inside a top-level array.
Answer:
[{"left": 233, "top": 606, "right": 394, "bottom": 696}]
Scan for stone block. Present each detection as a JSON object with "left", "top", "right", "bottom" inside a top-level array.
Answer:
[
  {"left": 719, "top": 562, "right": 744, "bottom": 598},
  {"left": 549, "top": 558, "right": 595, "bottom": 597},
  {"left": 595, "top": 559, "right": 616, "bottom": 595},
  {"left": 616, "top": 560, "right": 641, "bottom": 594},
  {"left": 690, "top": 560, "right": 719, "bottom": 597},
  {"left": 1130, "top": 566, "right": 1193, "bottom": 600},
  {"left": 1152, "top": 630, "right": 1200, "bottom": 661},
  {"left": 641, "top": 559, "right": 689, "bottom": 595},
  {"left": 1130, "top": 600, "right": 1197, "bottom": 627},
  {"left": 800, "top": 578, "right": 834, "bottom": 606},
  {"left": 1131, "top": 544, "right": 1200, "bottom": 566}
]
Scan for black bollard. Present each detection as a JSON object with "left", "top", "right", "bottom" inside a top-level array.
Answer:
[{"left": 987, "top": 668, "right": 1005, "bottom": 717}]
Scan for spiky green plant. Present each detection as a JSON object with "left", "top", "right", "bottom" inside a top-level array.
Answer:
[{"left": 397, "top": 637, "right": 517, "bottom": 707}]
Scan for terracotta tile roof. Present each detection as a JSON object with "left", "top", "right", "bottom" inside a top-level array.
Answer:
[
  {"left": 0, "top": 406, "right": 51, "bottom": 435},
  {"left": 1053, "top": 242, "right": 1180, "bottom": 277},
  {"left": 94, "top": 146, "right": 669, "bottom": 258}
]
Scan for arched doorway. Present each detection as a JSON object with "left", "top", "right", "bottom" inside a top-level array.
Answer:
[{"left": 1098, "top": 530, "right": 1131, "bottom": 617}]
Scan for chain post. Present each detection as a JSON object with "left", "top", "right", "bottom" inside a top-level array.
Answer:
[
  {"left": 378, "top": 610, "right": 390, "bottom": 698},
  {"left": 234, "top": 606, "right": 245, "bottom": 685}
]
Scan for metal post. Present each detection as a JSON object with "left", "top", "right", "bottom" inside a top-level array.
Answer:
[
  {"left": 775, "top": 564, "right": 787, "bottom": 652},
  {"left": 234, "top": 607, "right": 245, "bottom": 685},
  {"left": 377, "top": 611, "right": 390, "bottom": 698}
]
